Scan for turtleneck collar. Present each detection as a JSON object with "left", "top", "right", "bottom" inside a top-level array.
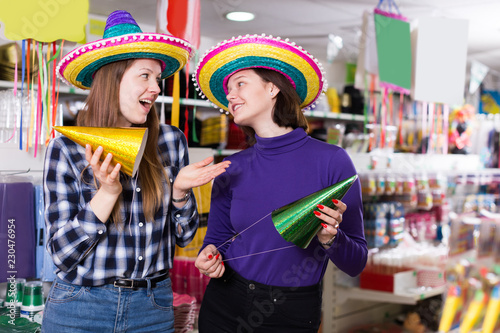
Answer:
[{"left": 254, "top": 128, "right": 309, "bottom": 154}]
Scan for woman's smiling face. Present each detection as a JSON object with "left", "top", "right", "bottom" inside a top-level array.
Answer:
[
  {"left": 225, "top": 69, "right": 277, "bottom": 128},
  {"left": 117, "top": 59, "right": 162, "bottom": 127}
]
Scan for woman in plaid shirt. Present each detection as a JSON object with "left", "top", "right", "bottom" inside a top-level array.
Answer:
[{"left": 41, "top": 11, "right": 230, "bottom": 333}]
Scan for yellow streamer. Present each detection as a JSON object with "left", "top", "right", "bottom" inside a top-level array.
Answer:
[{"left": 171, "top": 72, "right": 180, "bottom": 127}]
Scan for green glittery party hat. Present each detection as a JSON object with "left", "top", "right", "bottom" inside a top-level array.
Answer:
[{"left": 271, "top": 174, "right": 358, "bottom": 249}]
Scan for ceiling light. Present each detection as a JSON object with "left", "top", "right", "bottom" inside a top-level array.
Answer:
[{"left": 225, "top": 11, "right": 255, "bottom": 22}]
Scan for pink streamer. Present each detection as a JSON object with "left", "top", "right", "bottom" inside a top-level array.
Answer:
[
  {"left": 35, "top": 42, "right": 41, "bottom": 158},
  {"left": 14, "top": 47, "right": 17, "bottom": 97},
  {"left": 381, "top": 87, "right": 388, "bottom": 148},
  {"left": 428, "top": 103, "right": 435, "bottom": 154},
  {"left": 443, "top": 105, "right": 449, "bottom": 154},
  {"left": 374, "top": 8, "right": 408, "bottom": 22},
  {"left": 421, "top": 102, "right": 427, "bottom": 154}
]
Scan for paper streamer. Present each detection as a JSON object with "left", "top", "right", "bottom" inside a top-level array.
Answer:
[{"left": 171, "top": 72, "right": 180, "bottom": 127}]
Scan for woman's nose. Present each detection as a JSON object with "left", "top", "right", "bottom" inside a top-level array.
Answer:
[
  {"left": 226, "top": 89, "right": 236, "bottom": 101},
  {"left": 150, "top": 81, "right": 161, "bottom": 94}
]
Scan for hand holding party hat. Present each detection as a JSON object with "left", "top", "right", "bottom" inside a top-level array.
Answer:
[
  {"left": 54, "top": 126, "right": 148, "bottom": 177},
  {"left": 272, "top": 174, "right": 358, "bottom": 249}
]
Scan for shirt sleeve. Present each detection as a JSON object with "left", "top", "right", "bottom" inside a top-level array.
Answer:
[
  {"left": 323, "top": 149, "right": 368, "bottom": 277},
  {"left": 167, "top": 126, "right": 199, "bottom": 247},
  {"left": 43, "top": 138, "right": 107, "bottom": 273},
  {"left": 201, "top": 159, "right": 237, "bottom": 255}
]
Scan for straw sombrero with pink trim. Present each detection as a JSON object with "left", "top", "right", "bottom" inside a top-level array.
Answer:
[
  {"left": 193, "top": 34, "right": 327, "bottom": 113},
  {"left": 57, "top": 10, "right": 195, "bottom": 90}
]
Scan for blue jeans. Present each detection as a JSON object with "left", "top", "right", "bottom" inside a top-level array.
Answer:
[{"left": 41, "top": 277, "right": 174, "bottom": 333}]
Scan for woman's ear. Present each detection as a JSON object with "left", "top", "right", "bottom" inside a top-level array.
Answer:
[{"left": 269, "top": 83, "right": 280, "bottom": 97}]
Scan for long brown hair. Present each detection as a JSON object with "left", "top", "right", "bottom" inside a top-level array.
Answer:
[
  {"left": 77, "top": 59, "right": 167, "bottom": 225},
  {"left": 238, "top": 68, "right": 309, "bottom": 146}
]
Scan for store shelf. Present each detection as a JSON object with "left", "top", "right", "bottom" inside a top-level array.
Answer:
[
  {"left": 0, "top": 80, "right": 211, "bottom": 106},
  {"left": 1, "top": 80, "right": 375, "bottom": 123},
  {"left": 0, "top": 80, "right": 89, "bottom": 96},
  {"left": 304, "top": 109, "right": 368, "bottom": 122},
  {"left": 213, "top": 149, "right": 241, "bottom": 156},
  {"left": 336, "top": 285, "right": 445, "bottom": 305}
]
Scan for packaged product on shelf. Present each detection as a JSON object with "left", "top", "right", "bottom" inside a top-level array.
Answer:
[
  {"left": 361, "top": 172, "right": 377, "bottom": 197},
  {"left": 326, "top": 123, "right": 345, "bottom": 146},
  {"left": 482, "top": 282, "right": 500, "bottom": 333},
  {"left": 376, "top": 173, "right": 386, "bottom": 196},
  {"left": 438, "top": 261, "right": 472, "bottom": 332},
  {"left": 384, "top": 172, "right": 396, "bottom": 196},
  {"left": 458, "top": 279, "right": 489, "bottom": 333},
  {"left": 4, "top": 278, "right": 25, "bottom": 319},
  {"left": 477, "top": 217, "right": 497, "bottom": 260},
  {"left": 363, "top": 202, "right": 390, "bottom": 248},
  {"left": 438, "top": 282, "right": 464, "bottom": 332},
  {"left": 405, "top": 211, "right": 437, "bottom": 242},
  {"left": 0, "top": 179, "right": 36, "bottom": 282},
  {"left": 400, "top": 174, "right": 417, "bottom": 211},
  {"left": 361, "top": 237, "right": 448, "bottom": 293},
  {"left": 448, "top": 213, "right": 477, "bottom": 257},
  {"left": 395, "top": 173, "right": 405, "bottom": 196},
  {"left": 387, "top": 202, "right": 405, "bottom": 245},
  {"left": 416, "top": 173, "right": 433, "bottom": 210},
  {"left": 496, "top": 223, "right": 500, "bottom": 263},
  {"left": 19, "top": 281, "right": 44, "bottom": 323}
]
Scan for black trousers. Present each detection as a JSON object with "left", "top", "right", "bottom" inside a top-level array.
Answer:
[{"left": 198, "top": 264, "right": 322, "bottom": 333}]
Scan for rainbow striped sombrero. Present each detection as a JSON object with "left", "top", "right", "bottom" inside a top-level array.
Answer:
[
  {"left": 193, "top": 34, "right": 327, "bottom": 113},
  {"left": 57, "top": 10, "right": 195, "bottom": 90}
]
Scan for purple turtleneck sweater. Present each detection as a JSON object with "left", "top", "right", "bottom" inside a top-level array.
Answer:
[{"left": 202, "top": 128, "right": 367, "bottom": 287}]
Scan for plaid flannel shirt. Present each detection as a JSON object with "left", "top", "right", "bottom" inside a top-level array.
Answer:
[{"left": 43, "top": 125, "right": 199, "bottom": 286}]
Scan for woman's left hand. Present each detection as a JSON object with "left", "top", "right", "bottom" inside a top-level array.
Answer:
[
  {"left": 173, "top": 157, "right": 231, "bottom": 193},
  {"left": 315, "top": 199, "right": 346, "bottom": 247}
]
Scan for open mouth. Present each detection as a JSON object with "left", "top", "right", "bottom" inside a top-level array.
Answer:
[
  {"left": 139, "top": 99, "right": 153, "bottom": 108},
  {"left": 232, "top": 104, "right": 242, "bottom": 112}
]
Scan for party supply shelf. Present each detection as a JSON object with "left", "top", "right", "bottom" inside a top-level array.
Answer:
[{"left": 2, "top": 79, "right": 498, "bottom": 332}]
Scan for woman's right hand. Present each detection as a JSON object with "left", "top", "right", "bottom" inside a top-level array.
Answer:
[
  {"left": 195, "top": 244, "right": 225, "bottom": 278},
  {"left": 85, "top": 144, "right": 122, "bottom": 195}
]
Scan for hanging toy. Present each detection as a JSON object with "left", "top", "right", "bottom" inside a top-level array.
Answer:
[{"left": 448, "top": 104, "right": 475, "bottom": 154}]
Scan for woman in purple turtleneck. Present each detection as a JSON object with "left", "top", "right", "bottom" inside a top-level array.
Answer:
[{"left": 194, "top": 35, "right": 367, "bottom": 333}]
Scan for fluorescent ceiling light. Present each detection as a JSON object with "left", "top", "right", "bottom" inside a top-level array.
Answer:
[{"left": 225, "top": 11, "right": 255, "bottom": 22}]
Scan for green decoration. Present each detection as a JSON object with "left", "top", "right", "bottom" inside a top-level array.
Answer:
[
  {"left": 374, "top": 13, "right": 412, "bottom": 91},
  {"left": 272, "top": 174, "right": 358, "bottom": 249}
]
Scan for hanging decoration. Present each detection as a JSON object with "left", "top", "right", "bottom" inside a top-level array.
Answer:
[
  {"left": 360, "top": 0, "right": 412, "bottom": 152},
  {"left": 469, "top": 61, "right": 489, "bottom": 95},
  {"left": 0, "top": 0, "right": 88, "bottom": 42},
  {"left": 53, "top": 126, "right": 148, "bottom": 177},
  {"left": 374, "top": 0, "right": 412, "bottom": 95},
  {"left": 0, "top": 0, "right": 88, "bottom": 155},
  {"left": 412, "top": 17, "right": 469, "bottom": 106},
  {"left": 156, "top": 0, "right": 200, "bottom": 139},
  {"left": 171, "top": 72, "right": 181, "bottom": 128}
]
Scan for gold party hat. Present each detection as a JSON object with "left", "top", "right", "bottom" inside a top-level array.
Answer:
[
  {"left": 54, "top": 126, "right": 148, "bottom": 177},
  {"left": 272, "top": 174, "right": 358, "bottom": 249}
]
